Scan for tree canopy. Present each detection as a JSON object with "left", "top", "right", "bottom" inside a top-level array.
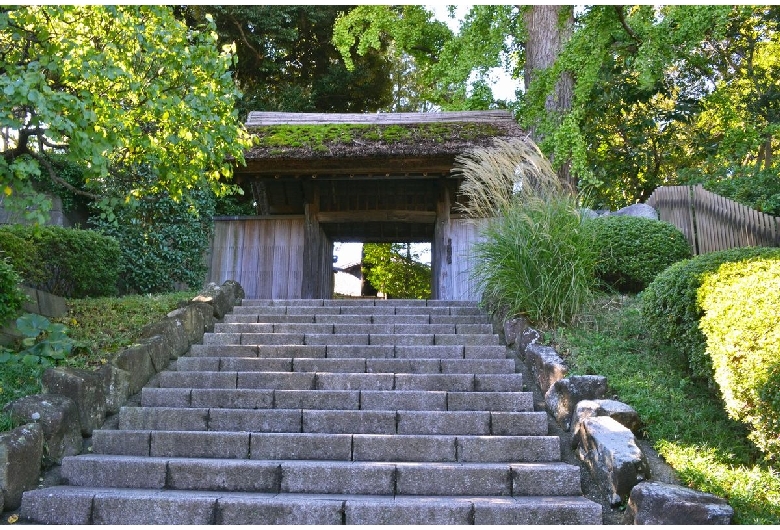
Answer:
[{"left": 0, "top": 5, "right": 250, "bottom": 223}]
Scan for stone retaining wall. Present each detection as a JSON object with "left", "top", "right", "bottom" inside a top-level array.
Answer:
[{"left": 0, "top": 280, "right": 244, "bottom": 512}]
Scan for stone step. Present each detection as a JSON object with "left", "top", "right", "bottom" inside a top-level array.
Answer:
[
  {"left": 214, "top": 322, "right": 495, "bottom": 335},
  {"left": 140, "top": 389, "right": 532, "bottom": 412},
  {"left": 230, "top": 305, "right": 486, "bottom": 317},
  {"left": 203, "top": 332, "right": 501, "bottom": 347},
  {"left": 174, "top": 356, "right": 515, "bottom": 374},
  {"left": 224, "top": 313, "right": 491, "bottom": 325},
  {"left": 240, "top": 299, "right": 481, "bottom": 307},
  {"left": 152, "top": 371, "right": 523, "bottom": 392},
  {"left": 21, "top": 487, "right": 602, "bottom": 525},
  {"left": 188, "top": 344, "right": 508, "bottom": 360},
  {"left": 116, "top": 408, "right": 545, "bottom": 435},
  {"left": 57, "top": 455, "right": 583, "bottom": 497},
  {"left": 92, "top": 432, "right": 560, "bottom": 462}
]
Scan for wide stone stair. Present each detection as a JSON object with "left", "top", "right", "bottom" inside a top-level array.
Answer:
[{"left": 21, "top": 299, "right": 602, "bottom": 524}]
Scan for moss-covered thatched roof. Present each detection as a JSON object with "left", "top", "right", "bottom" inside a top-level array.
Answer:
[{"left": 243, "top": 111, "right": 525, "bottom": 161}]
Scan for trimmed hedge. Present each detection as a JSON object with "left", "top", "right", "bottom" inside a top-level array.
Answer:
[
  {"left": 641, "top": 247, "right": 780, "bottom": 385},
  {"left": 698, "top": 258, "right": 780, "bottom": 459},
  {"left": 0, "top": 256, "right": 27, "bottom": 325},
  {"left": 585, "top": 215, "right": 691, "bottom": 293},
  {"left": 0, "top": 226, "right": 120, "bottom": 298}
]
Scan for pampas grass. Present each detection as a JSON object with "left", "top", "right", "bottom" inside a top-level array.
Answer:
[{"left": 454, "top": 138, "right": 596, "bottom": 326}]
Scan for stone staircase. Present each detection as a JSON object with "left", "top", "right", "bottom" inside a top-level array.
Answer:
[{"left": 21, "top": 299, "right": 602, "bottom": 524}]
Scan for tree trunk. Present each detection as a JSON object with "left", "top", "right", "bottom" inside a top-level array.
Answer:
[{"left": 523, "top": 5, "right": 575, "bottom": 188}]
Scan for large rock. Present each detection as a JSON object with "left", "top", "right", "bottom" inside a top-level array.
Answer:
[
  {"left": 192, "top": 281, "right": 243, "bottom": 320},
  {"left": 623, "top": 482, "right": 733, "bottom": 524},
  {"left": 576, "top": 416, "right": 650, "bottom": 507},
  {"left": 571, "top": 399, "right": 642, "bottom": 448},
  {"left": 611, "top": 203, "right": 659, "bottom": 220},
  {"left": 525, "top": 344, "right": 568, "bottom": 395},
  {"left": 4, "top": 394, "right": 81, "bottom": 466},
  {"left": 97, "top": 364, "right": 131, "bottom": 415},
  {"left": 140, "top": 317, "right": 189, "bottom": 360},
  {"left": 0, "top": 423, "right": 43, "bottom": 510},
  {"left": 167, "top": 304, "right": 207, "bottom": 345},
  {"left": 113, "top": 342, "right": 156, "bottom": 396},
  {"left": 544, "top": 375, "right": 608, "bottom": 429},
  {"left": 41, "top": 367, "right": 106, "bottom": 436}
]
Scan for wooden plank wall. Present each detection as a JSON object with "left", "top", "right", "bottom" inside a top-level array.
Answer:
[
  {"left": 646, "top": 185, "right": 779, "bottom": 255},
  {"left": 208, "top": 217, "right": 305, "bottom": 299}
]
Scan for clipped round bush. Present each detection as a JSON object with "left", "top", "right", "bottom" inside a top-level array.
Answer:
[
  {"left": 0, "top": 225, "right": 120, "bottom": 298},
  {"left": 0, "top": 256, "right": 27, "bottom": 325},
  {"left": 698, "top": 258, "right": 780, "bottom": 459},
  {"left": 585, "top": 215, "right": 691, "bottom": 293},
  {"left": 641, "top": 246, "right": 780, "bottom": 385}
]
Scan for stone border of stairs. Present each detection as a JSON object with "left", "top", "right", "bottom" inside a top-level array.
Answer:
[
  {"left": 500, "top": 315, "right": 735, "bottom": 525},
  {"left": 0, "top": 280, "right": 244, "bottom": 514}
]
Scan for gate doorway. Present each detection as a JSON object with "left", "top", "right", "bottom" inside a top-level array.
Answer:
[{"left": 207, "top": 111, "right": 523, "bottom": 300}]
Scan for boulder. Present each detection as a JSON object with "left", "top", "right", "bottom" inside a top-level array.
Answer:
[
  {"left": 190, "top": 301, "right": 217, "bottom": 332},
  {"left": 167, "top": 304, "right": 207, "bottom": 344},
  {"left": 502, "top": 316, "right": 528, "bottom": 348},
  {"left": 525, "top": 344, "right": 568, "bottom": 395},
  {"left": 220, "top": 279, "right": 245, "bottom": 306},
  {"left": 0, "top": 423, "right": 43, "bottom": 510},
  {"left": 623, "top": 482, "right": 733, "bottom": 525},
  {"left": 576, "top": 416, "right": 650, "bottom": 507},
  {"left": 3, "top": 394, "right": 81, "bottom": 466},
  {"left": 192, "top": 282, "right": 232, "bottom": 319},
  {"left": 611, "top": 203, "right": 659, "bottom": 220},
  {"left": 97, "top": 364, "right": 131, "bottom": 415},
  {"left": 41, "top": 367, "right": 106, "bottom": 436},
  {"left": 140, "top": 317, "right": 189, "bottom": 360},
  {"left": 113, "top": 342, "right": 156, "bottom": 396},
  {"left": 544, "top": 375, "right": 608, "bottom": 429},
  {"left": 571, "top": 399, "right": 642, "bottom": 448}
]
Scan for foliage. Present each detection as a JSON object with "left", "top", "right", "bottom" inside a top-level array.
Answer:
[
  {"left": 0, "top": 225, "right": 120, "bottom": 298},
  {"left": 362, "top": 243, "right": 431, "bottom": 299},
  {"left": 641, "top": 247, "right": 780, "bottom": 385},
  {"left": 0, "top": 5, "right": 250, "bottom": 223},
  {"left": 0, "top": 256, "right": 27, "bottom": 325},
  {"left": 585, "top": 215, "right": 691, "bottom": 293},
  {"left": 178, "top": 6, "right": 394, "bottom": 117},
  {"left": 92, "top": 181, "right": 215, "bottom": 295},
  {"left": 60, "top": 291, "right": 198, "bottom": 362},
  {"left": 0, "top": 314, "right": 78, "bottom": 368},
  {"left": 0, "top": 361, "right": 43, "bottom": 412},
  {"left": 555, "top": 294, "right": 779, "bottom": 524},
  {"left": 684, "top": 166, "right": 780, "bottom": 217},
  {"left": 454, "top": 138, "right": 595, "bottom": 326},
  {"left": 698, "top": 258, "right": 780, "bottom": 459}
]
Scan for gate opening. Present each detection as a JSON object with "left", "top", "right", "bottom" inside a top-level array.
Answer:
[{"left": 333, "top": 242, "right": 431, "bottom": 299}]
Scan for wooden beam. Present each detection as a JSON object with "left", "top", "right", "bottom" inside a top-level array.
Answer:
[
  {"left": 316, "top": 210, "right": 436, "bottom": 224},
  {"left": 235, "top": 156, "right": 457, "bottom": 177}
]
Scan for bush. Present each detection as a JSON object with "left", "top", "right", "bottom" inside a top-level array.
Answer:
[
  {"left": 0, "top": 225, "right": 120, "bottom": 298},
  {"left": 585, "top": 215, "right": 691, "bottom": 293},
  {"left": 92, "top": 186, "right": 215, "bottom": 294},
  {"left": 698, "top": 258, "right": 780, "bottom": 459},
  {"left": 471, "top": 195, "right": 598, "bottom": 326},
  {"left": 0, "top": 257, "right": 27, "bottom": 325},
  {"left": 641, "top": 247, "right": 780, "bottom": 384},
  {"left": 362, "top": 243, "right": 431, "bottom": 299}
]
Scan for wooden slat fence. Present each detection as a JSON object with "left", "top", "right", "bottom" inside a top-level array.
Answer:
[{"left": 646, "top": 185, "right": 779, "bottom": 255}]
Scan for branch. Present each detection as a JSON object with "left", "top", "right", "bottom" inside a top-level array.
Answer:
[
  {"left": 29, "top": 151, "right": 103, "bottom": 200},
  {"left": 614, "top": 6, "right": 641, "bottom": 44}
]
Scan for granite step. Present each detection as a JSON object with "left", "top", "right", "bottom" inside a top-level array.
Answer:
[{"left": 187, "top": 344, "right": 508, "bottom": 360}]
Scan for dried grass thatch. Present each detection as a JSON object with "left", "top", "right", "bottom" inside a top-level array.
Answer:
[{"left": 453, "top": 138, "right": 572, "bottom": 219}]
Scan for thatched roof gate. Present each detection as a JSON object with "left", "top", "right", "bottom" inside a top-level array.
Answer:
[{"left": 209, "top": 111, "right": 525, "bottom": 299}]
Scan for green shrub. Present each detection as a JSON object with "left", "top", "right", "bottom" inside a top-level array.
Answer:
[
  {"left": 471, "top": 195, "right": 598, "bottom": 326},
  {"left": 585, "top": 215, "right": 691, "bottom": 293},
  {"left": 362, "top": 243, "right": 431, "bottom": 299},
  {"left": 641, "top": 247, "right": 780, "bottom": 384},
  {"left": 0, "top": 225, "right": 120, "bottom": 298},
  {"left": 92, "top": 186, "right": 215, "bottom": 294},
  {"left": 698, "top": 258, "right": 780, "bottom": 459},
  {"left": 0, "top": 257, "right": 27, "bottom": 325}
]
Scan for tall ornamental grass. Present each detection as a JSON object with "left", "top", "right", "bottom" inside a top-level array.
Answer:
[{"left": 455, "top": 138, "right": 597, "bottom": 325}]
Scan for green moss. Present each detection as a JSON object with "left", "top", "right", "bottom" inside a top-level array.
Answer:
[{"left": 249, "top": 122, "right": 505, "bottom": 150}]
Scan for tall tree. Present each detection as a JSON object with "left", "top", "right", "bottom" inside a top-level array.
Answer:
[
  {"left": 0, "top": 5, "right": 250, "bottom": 222},
  {"left": 178, "top": 6, "right": 395, "bottom": 118}
]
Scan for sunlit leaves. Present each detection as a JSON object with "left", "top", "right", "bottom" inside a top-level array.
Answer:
[{"left": 0, "top": 5, "right": 251, "bottom": 218}]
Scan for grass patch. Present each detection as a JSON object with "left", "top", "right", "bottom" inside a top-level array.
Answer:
[
  {"left": 0, "top": 290, "right": 198, "bottom": 423},
  {"left": 552, "top": 294, "right": 780, "bottom": 524},
  {"left": 57, "top": 291, "right": 198, "bottom": 368}
]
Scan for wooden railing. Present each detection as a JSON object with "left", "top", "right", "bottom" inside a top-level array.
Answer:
[{"left": 646, "top": 185, "right": 779, "bottom": 255}]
